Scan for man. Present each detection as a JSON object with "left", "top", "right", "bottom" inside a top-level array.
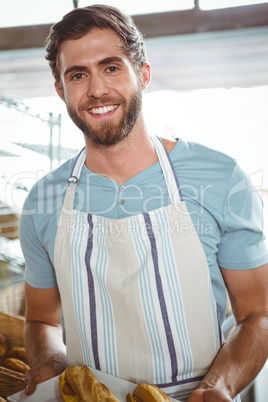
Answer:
[{"left": 19, "top": 5, "right": 268, "bottom": 401}]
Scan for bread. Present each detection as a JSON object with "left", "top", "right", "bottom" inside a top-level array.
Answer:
[
  {"left": 2, "top": 357, "right": 30, "bottom": 374},
  {"left": 0, "top": 334, "right": 7, "bottom": 359},
  {"left": 59, "top": 365, "right": 120, "bottom": 402},
  {"left": 7, "top": 347, "right": 27, "bottom": 362},
  {"left": 126, "top": 384, "right": 171, "bottom": 402}
]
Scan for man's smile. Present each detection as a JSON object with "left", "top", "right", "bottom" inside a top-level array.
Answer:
[{"left": 88, "top": 104, "right": 119, "bottom": 115}]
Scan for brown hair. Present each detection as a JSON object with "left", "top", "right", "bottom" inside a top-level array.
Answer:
[{"left": 45, "top": 4, "right": 147, "bottom": 83}]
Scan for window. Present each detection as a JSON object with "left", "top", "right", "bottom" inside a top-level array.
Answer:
[
  {"left": 78, "top": 0, "right": 194, "bottom": 15},
  {"left": 0, "top": 0, "right": 195, "bottom": 28},
  {"left": 199, "top": 0, "right": 268, "bottom": 10}
]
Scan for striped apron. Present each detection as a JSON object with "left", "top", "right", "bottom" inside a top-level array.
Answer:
[{"left": 54, "top": 136, "right": 239, "bottom": 401}]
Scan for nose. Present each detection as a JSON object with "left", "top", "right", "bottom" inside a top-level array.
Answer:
[{"left": 87, "top": 71, "right": 109, "bottom": 98}]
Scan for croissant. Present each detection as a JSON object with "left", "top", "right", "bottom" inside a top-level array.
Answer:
[
  {"left": 2, "top": 357, "right": 30, "bottom": 374},
  {"left": 59, "top": 365, "right": 120, "bottom": 402},
  {"left": 126, "top": 384, "right": 171, "bottom": 402}
]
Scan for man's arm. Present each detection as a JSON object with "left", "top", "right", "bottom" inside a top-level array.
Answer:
[
  {"left": 188, "top": 262, "right": 268, "bottom": 402},
  {"left": 24, "top": 282, "right": 67, "bottom": 395}
]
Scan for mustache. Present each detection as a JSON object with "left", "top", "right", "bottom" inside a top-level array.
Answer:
[{"left": 81, "top": 97, "right": 122, "bottom": 110}]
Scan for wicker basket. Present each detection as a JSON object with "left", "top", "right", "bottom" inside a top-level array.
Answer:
[
  {"left": 0, "top": 312, "right": 25, "bottom": 349},
  {"left": 0, "top": 283, "right": 25, "bottom": 317},
  {"left": 0, "top": 313, "right": 26, "bottom": 399},
  {"left": 0, "top": 282, "right": 26, "bottom": 399},
  {"left": 0, "top": 367, "right": 25, "bottom": 399},
  {"left": 0, "top": 282, "right": 25, "bottom": 349}
]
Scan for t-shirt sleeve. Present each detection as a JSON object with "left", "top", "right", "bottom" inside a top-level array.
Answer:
[
  {"left": 217, "top": 163, "right": 268, "bottom": 270},
  {"left": 19, "top": 197, "right": 58, "bottom": 288}
]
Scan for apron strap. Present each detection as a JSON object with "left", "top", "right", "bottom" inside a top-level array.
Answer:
[
  {"left": 151, "top": 135, "right": 183, "bottom": 203},
  {"left": 69, "top": 147, "right": 86, "bottom": 183}
]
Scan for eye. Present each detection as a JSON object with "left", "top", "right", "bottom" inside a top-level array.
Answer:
[
  {"left": 72, "top": 72, "right": 85, "bottom": 80},
  {"left": 106, "top": 66, "right": 119, "bottom": 73}
]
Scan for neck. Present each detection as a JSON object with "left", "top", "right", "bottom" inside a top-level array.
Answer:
[{"left": 84, "top": 122, "right": 157, "bottom": 184}]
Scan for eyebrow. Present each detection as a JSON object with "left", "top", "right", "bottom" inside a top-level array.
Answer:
[
  {"left": 64, "top": 56, "right": 125, "bottom": 78},
  {"left": 98, "top": 56, "right": 124, "bottom": 66},
  {"left": 64, "top": 65, "right": 88, "bottom": 78}
]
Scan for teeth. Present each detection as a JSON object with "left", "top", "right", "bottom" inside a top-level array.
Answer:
[{"left": 91, "top": 105, "right": 118, "bottom": 115}]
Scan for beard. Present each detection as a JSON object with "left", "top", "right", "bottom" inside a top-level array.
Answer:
[{"left": 66, "top": 88, "right": 142, "bottom": 146}]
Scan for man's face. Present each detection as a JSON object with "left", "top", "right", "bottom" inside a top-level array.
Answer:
[{"left": 55, "top": 28, "right": 149, "bottom": 146}]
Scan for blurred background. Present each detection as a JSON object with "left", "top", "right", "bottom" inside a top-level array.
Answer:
[{"left": 0, "top": 1, "right": 267, "bottom": 400}]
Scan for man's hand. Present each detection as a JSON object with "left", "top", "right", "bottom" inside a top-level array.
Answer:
[
  {"left": 187, "top": 263, "right": 268, "bottom": 402},
  {"left": 187, "top": 388, "right": 232, "bottom": 402},
  {"left": 24, "top": 363, "right": 62, "bottom": 395},
  {"left": 24, "top": 284, "right": 67, "bottom": 396}
]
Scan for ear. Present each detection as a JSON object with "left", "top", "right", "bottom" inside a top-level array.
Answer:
[
  {"left": 141, "top": 63, "right": 151, "bottom": 91},
  {"left": 54, "top": 81, "right": 65, "bottom": 101}
]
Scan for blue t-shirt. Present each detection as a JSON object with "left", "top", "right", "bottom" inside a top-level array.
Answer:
[{"left": 19, "top": 138, "right": 268, "bottom": 325}]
